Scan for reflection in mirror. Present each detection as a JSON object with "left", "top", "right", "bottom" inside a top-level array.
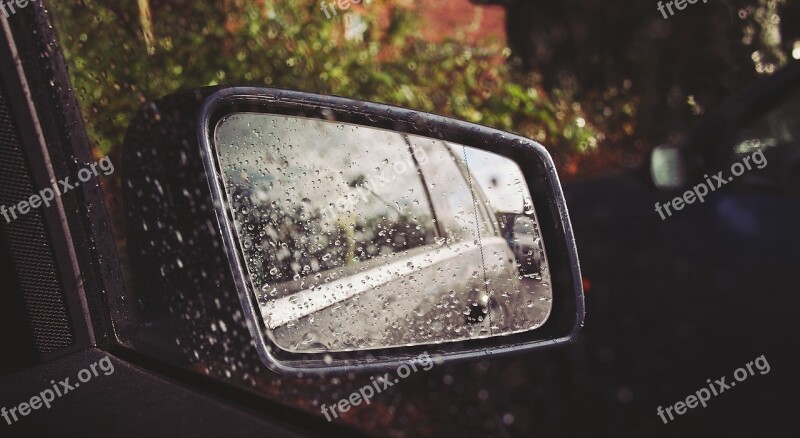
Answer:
[{"left": 214, "top": 114, "right": 552, "bottom": 353}]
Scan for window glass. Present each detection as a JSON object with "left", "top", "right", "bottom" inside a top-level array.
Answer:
[
  {"left": 215, "top": 114, "right": 438, "bottom": 291},
  {"left": 414, "top": 140, "right": 491, "bottom": 244},
  {"left": 41, "top": 0, "right": 797, "bottom": 434}
]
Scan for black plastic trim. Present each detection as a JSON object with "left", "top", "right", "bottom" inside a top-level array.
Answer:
[{"left": 4, "top": 0, "right": 126, "bottom": 354}]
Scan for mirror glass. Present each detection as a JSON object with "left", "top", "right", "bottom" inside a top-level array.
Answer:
[{"left": 214, "top": 113, "right": 552, "bottom": 353}]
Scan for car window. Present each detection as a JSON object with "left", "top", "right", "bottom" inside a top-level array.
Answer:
[
  {"left": 414, "top": 141, "right": 491, "bottom": 244},
  {"left": 39, "top": 0, "right": 798, "bottom": 435},
  {"left": 451, "top": 144, "right": 502, "bottom": 237},
  {"left": 216, "top": 114, "right": 439, "bottom": 291}
]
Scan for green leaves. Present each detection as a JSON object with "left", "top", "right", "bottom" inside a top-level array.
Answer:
[{"left": 48, "top": 0, "right": 595, "bottom": 158}]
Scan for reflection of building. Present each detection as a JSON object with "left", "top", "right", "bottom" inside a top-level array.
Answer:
[
  {"left": 417, "top": 0, "right": 505, "bottom": 43},
  {"left": 347, "top": 0, "right": 505, "bottom": 44}
]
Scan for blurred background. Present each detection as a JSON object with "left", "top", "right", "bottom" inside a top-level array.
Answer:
[
  {"left": 43, "top": 0, "right": 800, "bottom": 436},
  {"left": 48, "top": 0, "right": 799, "bottom": 174}
]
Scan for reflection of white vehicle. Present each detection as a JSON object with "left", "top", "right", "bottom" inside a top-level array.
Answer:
[{"left": 219, "top": 116, "right": 552, "bottom": 352}]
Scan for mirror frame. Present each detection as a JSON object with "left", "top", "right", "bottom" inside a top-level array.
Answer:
[{"left": 198, "top": 87, "right": 584, "bottom": 374}]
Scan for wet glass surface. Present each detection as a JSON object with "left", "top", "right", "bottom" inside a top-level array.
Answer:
[{"left": 214, "top": 113, "right": 553, "bottom": 352}]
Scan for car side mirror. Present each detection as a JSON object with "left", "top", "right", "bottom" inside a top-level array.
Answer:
[
  {"left": 121, "top": 87, "right": 584, "bottom": 373},
  {"left": 650, "top": 144, "right": 688, "bottom": 190}
]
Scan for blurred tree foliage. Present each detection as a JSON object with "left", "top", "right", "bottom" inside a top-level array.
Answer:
[
  {"left": 46, "top": 0, "right": 596, "bottom": 165},
  {"left": 47, "top": 0, "right": 798, "bottom": 176}
]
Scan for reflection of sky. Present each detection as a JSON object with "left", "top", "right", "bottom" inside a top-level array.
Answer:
[{"left": 456, "top": 145, "right": 529, "bottom": 214}]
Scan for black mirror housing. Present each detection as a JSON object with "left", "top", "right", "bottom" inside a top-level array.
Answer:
[{"left": 120, "top": 87, "right": 584, "bottom": 373}]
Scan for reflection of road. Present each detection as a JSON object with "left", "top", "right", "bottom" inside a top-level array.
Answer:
[{"left": 270, "top": 270, "right": 553, "bottom": 352}]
